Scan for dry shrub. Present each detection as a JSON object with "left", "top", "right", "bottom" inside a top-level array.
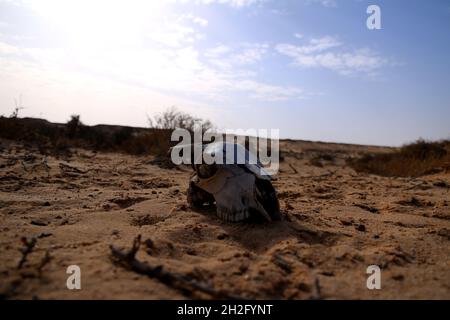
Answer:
[
  {"left": 309, "top": 153, "right": 336, "bottom": 167},
  {"left": 0, "top": 116, "right": 66, "bottom": 154},
  {"left": 66, "top": 115, "right": 82, "bottom": 138},
  {"left": 348, "top": 139, "right": 450, "bottom": 177},
  {"left": 148, "top": 107, "right": 213, "bottom": 133},
  {"left": 0, "top": 108, "right": 213, "bottom": 161},
  {"left": 121, "top": 129, "right": 172, "bottom": 156},
  {"left": 146, "top": 108, "right": 214, "bottom": 166}
]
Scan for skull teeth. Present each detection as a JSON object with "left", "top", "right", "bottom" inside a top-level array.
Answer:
[{"left": 216, "top": 207, "right": 249, "bottom": 222}]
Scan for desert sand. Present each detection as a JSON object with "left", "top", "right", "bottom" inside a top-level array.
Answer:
[{"left": 0, "top": 138, "right": 449, "bottom": 299}]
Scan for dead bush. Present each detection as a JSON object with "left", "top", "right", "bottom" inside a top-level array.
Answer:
[
  {"left": 0, "top": 108, "right": 213, "bottom": 161},
  {"left": 148, "top": 107, "right": 213, "bottom": 133},
  {"left": 348, "top": 139, "right": 450, "bottom": 177}
]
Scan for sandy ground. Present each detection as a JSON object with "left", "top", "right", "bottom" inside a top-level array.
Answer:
[{"left": 0, "top": 138, "right": 449, "bottom": 299}]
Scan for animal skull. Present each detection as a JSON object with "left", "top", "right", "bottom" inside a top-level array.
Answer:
[{"left": 185, "top": 142, "right": 280, "bottom": 222}]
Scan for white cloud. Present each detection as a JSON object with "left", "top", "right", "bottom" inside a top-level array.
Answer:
[
  {"left": 183, "top": 13, "right": 209, "bottom": 27},
  {"left": 306, "top": 0, "right": 337, "bottom": 8},
  {"left": 205, "top": 43, "right": 268, "bottom": 70},
  {"left": 0, "top": 0, "right": 303, "bottom": 122},
  {"left": 190, "top": 0, "right": 265, "bottom": 8},
  {"left": 276, "top": 36, "right": 387, "bottom": 76},
  {"left": 0, "top": 21, "right": 11, "bottom": 29},
  {"left": 0, "top": 41, "right": 21, "bottom": 54},
  {"left": 0, "top": 55, "right": 216, "bottom": 126},
  {"left": 232, "top": 43, "right": 269, "bottom": 64},
  {"left": 5, "top": 0, "right": 266, "bottom": 9},
  {"left": 285, "top": 36, "right": 342, "bottom": 54},
  {"left": 235, "top": 79, "right": 303, "bottom": 101},
  {"left": 0, "top": 37, "right": 302, "bottom": 109},
  {"left": 145, "top": 21, "right": 202, "bottom": 48},
  {"left": 205, "top": 45, "right": 233, "bottom": 58}
]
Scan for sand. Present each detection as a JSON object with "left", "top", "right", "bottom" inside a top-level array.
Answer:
[{"left": 0, "top": 138, "right": 449, "bottom": 299}]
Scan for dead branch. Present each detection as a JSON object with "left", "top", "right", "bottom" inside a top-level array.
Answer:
[
  {"left": 110, "top": 235, "right": 246, "bottom": 300},
  {"left": 310, "top": 277, "right": 322, "bottom": 300},
  {"left": 21, "top": 157, "right": 51, "bottom": 177},
  {"left": 17, "top": 237, "right": 37, "bottom": 269},
  {"left": 20, "top": 160, "right": 28, "bottom": 172},
  {"left": 303, "top": 170, "right": 336, "bottom": 180},
  {"left": 37, "top": 250, "right": 52, "bottom": 276},
  {"left": 41, "top": 156, "right": 50, "bottom": 177},
  {"left": 59, "top": 162, "right": 88, "bottom": 175},
  {"left": 288, "top": 163, "right": 298, "bottom": 174},
  {"left": 272, "top": 253, "right": 292, "bottom": 274}
]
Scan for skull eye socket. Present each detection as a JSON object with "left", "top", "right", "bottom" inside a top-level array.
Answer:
[{"left": 195, "top": 164, "right": 217, "bottom": 179}]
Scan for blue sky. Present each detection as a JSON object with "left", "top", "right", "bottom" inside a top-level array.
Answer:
[{"left": 0, "top": 0, "right": 449, "bottom": 146}]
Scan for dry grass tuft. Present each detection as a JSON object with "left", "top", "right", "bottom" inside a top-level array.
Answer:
[{"left": 348, "top": 139, "right": 450, "bottom": 177}]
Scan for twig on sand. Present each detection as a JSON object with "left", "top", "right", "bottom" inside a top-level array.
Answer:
[
  {"left": 42, "top": 156, "right": 51, "bottom": 177},
  {"left": 37, "top": 250, "right": 52, "bottom": 276},
  {"left": 59, "top": 162, "right": 87, "bottom": 175},
  {"left": 20, "top": 160, "right": 28, "bottom": 172},
  {"left": 17, "top": 237, "right": 37, "bottom": 269},
  {"left": 302, "top": 170, "right": 336, "bottom": 180},
  {"left": 288, "top": 163, "right": 298, "bottom": 174},
  {"left": 310, "top": 277, "right": 322, "bottom": 300},
  {"left": 21, "top": 156, "right": 51, "bottom": 177},
  {"left": 272, "top": 253, "right": 292, "bottom": 274},
  {"left": 110, "top": 235, "right": 246, "bottom": 300}
]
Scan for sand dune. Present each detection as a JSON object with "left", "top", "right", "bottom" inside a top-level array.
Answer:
[{"left": 0, "top": 138, "right": 449, "bottom": 299}]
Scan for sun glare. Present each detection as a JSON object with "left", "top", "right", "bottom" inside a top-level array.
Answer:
[{"left": 28, "top": 0, "right": 169, "bottom": 48}]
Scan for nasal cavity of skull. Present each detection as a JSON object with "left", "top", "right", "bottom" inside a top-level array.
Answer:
[{"left": 196, "top": 164, "right": 217, "bottom": 178}]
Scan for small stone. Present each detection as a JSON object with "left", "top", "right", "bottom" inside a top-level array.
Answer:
[
  {"left": 217, "top": 232, "right": 229, "bottom": 240},
  {"left": 185, "top": 248, "right": 196, "bottom": 256},
  {"left": 340, "top": 218, "right": 353, "bottom": 226},
  {"left": 392, "top": 274, "right": 404, "bottom": 281},
  {"left": 437, "top": 228, "right": 450, "bottom": 240},
  {"left": 433, "top": 181, "right": 448, "bottom": 188},
  {"left": 297, "top": 282, "right": 311, "bottom": 293},
  {"left": 356, "top": 224, "right": 366, "bottom": 232},
  {"left": 31, "top": 219, "right": 48, "bottom": 226},
  {"left": 238, "top": 263, "right": 249, "bottom": 273},
  {"left": 38, "top": 232, "right": 52, "bottom": 238},
  {"left": 285, "top": 202, "right": 294, "bottom": 210},
  {"left": 173, "top": 203, "right": 187, "bottom": 211}
]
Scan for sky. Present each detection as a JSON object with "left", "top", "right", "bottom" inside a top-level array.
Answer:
[{"left": 0, "top": 0, "right": 449, "bottom": 146}]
